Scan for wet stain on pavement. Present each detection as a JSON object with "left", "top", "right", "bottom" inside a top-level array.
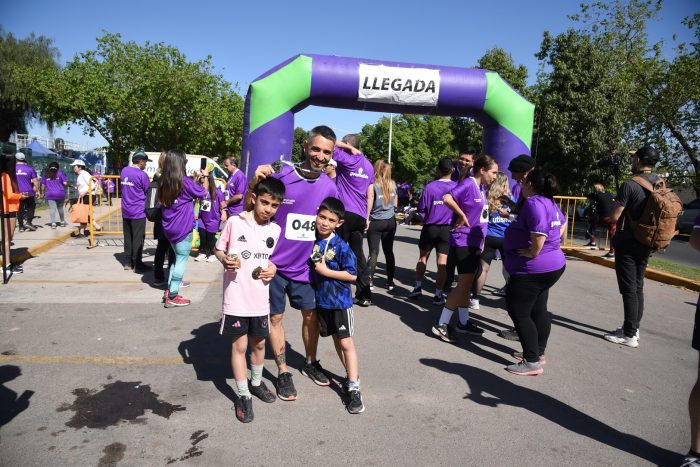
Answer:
[
  {"left": 165, "top": 431, "right": 207, "bottom": 464},
  {"left": 57, "top": 380, "right": 185, "bottom": 429},
  {"left": 37, "top": 426, "right": 47, "bottom": 431},
  {"left": 1, "top": 351, "right": 16, "bottom": 355},
  {"left": 13, "top": 308, "right": 29, "bottom": 311},
  {"left": 98, "top": 442, "right": 126, "bottom": 467},
  {"left": 48, "top": 446, "right": 55, "bottom": 451},
  {"left": 51, "top": 429, "right": 66, "bottom": 436}
]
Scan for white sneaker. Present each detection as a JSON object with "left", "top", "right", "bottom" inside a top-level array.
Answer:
[
  {"left": 603, "top": 332, "right": 639, "bottom": 348},
  {"left": 469, "top": 298, "right": 480, "bottom": 310},
  {"left": 194, "top": 253, "right": 207, "bottom": 262},
  {"left": 611, "top": 327, "right": 640, "bottom": 340},
  {"left": 206, "top": 255, "right": 219, "bottom": 263}
]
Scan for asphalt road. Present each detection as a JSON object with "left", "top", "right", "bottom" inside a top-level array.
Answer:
[{"left": 0, "top": 224, "right": 697, "bottom": 466}]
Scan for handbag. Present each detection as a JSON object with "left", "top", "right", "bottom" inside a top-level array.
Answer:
[{"left": 70, "top": 198, "right": 89, "bottom": 224}]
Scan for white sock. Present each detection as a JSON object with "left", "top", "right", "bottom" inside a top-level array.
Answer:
[
  {"left": 438, "top": 307, "right": 454, "bottom": 325},
  {"left": 250, "top": 364, "right": 263, "bottom": 387},
  {"left": 458, "top": 307, "right": 470, "bottom": 325},
  {"left": 415, "top": 280, "right": 422, "bottom": 288},
  {"left": 236, "top": 379, "right": 250, "bottom": 397}
]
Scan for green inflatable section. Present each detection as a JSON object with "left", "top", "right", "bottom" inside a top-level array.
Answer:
[
  {"left": 249, "top": 55, "right": 313, "bottom": 134},
  {"left": 483, "top": 72, "right": 535, "bottom": 150}
]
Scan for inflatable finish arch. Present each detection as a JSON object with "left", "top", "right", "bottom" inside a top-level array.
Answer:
[{"left": 241, "top": 54, "right": 534, "bottom": 177}]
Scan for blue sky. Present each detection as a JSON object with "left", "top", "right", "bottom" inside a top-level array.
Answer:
[{"left": 4, "top": 0, "right": 696, "bottom": 150}]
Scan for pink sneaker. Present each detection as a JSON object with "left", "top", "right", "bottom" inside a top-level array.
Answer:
[
  {"left": 164, "top": 293, "right": 190, "bottom": 308},
  {"left": 513, "top": 351, "right": 547, "bottom": 365}
]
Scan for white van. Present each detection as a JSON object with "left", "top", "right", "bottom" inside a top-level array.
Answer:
[{"left": 138, "top": 152, "right": 229, "bottom": 190}]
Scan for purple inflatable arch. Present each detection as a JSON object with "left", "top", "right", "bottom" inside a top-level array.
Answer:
[{"left": 241, "top": 54, "right": 534, "bottom": 177}]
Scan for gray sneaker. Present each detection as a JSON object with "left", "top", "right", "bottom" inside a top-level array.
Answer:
[
  {"left": 498, "top": 328, "right": 520, "bottom": 341},
  {"left": 302, "top": 360, "right": 330, "bottom": 386},
  {"left": 347, "top": 389, "right": 365, "bottom": 414},
  {"left": 506, "top": 360, "right": 543, "bottom": 376},
  {"left": 249, "top": 381, "right": 276, "bottom": 403},
  {"left": 431, "top": 323, "right": 456, "bottom": 343}
]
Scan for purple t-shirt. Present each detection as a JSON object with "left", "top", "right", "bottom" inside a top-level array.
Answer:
[
  {"left": 120, "top": 165, "right": 150, "bottom": 219},
  {"left": 104, "top": 178, "right": 115, "bottom": 193},
  {"left": 332, "top": 148, "right": 374, "bottom": 217},
  {"left": 41, "top": 171, "right": 68, "bottom": 201},
  {"left": 504, "top": 195, "right": 566, "bottom": 275},
  {"left": 225, "top": 169, "right": 247, "bottom": 216},
  {"left": 162, "top": 176, "right": 207, "bottom": 243},
  {"left": 512, "top": 182, "right": 522, "bottom": 202},
  {"left": 269, "top": 164, "right": 338, "bottom": 283},
  {"left": 16, "top": 163, "right": 37, "bottom": 196},
  {"left": 418, "top": 179, "right": 457, "bottom": 225},
  {"left": 448, "top": 177, "right": 488, "bottom": 249},
  {"left": 199, "top": 188, "right": 225, "bottom": 233}
]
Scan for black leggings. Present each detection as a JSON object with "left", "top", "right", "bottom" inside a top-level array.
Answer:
[
  {"left": 198, "top": 228, "right": 218, "bottom": 256},
  {"left": 367, "top": 217, "right": 396, "bottom": 283},
  {"left": 506, "top": 267, "right": 565, "bottom": 362}
]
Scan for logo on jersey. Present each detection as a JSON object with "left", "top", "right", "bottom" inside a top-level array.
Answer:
[{"left": 350, "top": 167, "right": 369, "bottom": 179}]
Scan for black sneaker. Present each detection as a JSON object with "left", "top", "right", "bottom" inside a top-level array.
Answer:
[
  {"left": 12, "top": 264, "right": 23, "bottom": 274},
  {"left": 407, "top": 286, "right": 422, "bottom": 299},
  {"left": 276, "top": 372, "right": 297, "bottom": 401},
  {"left": 234, "top": 396, "right": 254, "bottom": 423},
  {"left": 25, "top": 224, "right": 37, "bottom": 232},
  {"left": 455, "top": 319, "right": 484, "bottom": 335},
  {"left": 386, "top": 281, "right": 395, "bottom": 291},
  {"left": 497, "top": 328, "right": 520, "bottom": 341},
  {"left": 431, "top": 323, "right": 456, "bottom": 343},
  {"left": 302, "top": 360, "right": 330, "bottom": 386},
  {"left": 354, "top": 298, "right": 371, "bottom": 307},
  {"left": 347, "top": 389, "right": 365, "bottom": 414},
  {"left": 249, "top": 381, "right": 276, "bottom": 403}
]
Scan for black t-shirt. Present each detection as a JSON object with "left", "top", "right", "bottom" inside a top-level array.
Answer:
[
  {"left": 587, "top": 191, "right": 615, "bottom": 217},
  {"left": 614, "top": 173, "right": 659, "bottom": 240}
]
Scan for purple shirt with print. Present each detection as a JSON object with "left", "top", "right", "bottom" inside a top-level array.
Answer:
[
  {"left": 448, "top": 177, "right": 488, "bottom": 249},
  {"left": 332, "top": 147, "right": 374, "bottom": 217},
  {"left": 418, "top": 179, "right": 457, "bottom": 225},
  {"left": 120, "top": 165, "right": 150, "bottom": 219},
  {"left": 104, "top": 178, "right": 115, "bottom": 193},
  {"left": 225, "top": 169, "right": 247, "bottom": 216},
  {"left": 41, "top": 170, "right": 68, "bottom": 200},
  {"left": 504, "top": 195, "right": 566, "bottom": 275},
  {"left": 199, "top": 188, "right": 225, "bottom": 233},
  {"left": 162, "top": 176, "right": 206, "bottom": 243},
  {"left": 270, "top": 164, "right": 338, "bottom": 283},
  {"left": 16, "top": 163, "right": 37, "bottom": 196}
]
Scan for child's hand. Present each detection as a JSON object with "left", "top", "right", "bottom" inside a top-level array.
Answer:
[
  {"left": 257, "top": 261, "right": 277, "bottom": 281},
  {"left": 221, "top": 255, "right": 239, "bottom": 272},
  {"left": 313, "top": 259, "right": 330, "bottom": 276}
]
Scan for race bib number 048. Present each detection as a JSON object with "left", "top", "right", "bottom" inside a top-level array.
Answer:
[{"left": 285, "top": 213, "right": 316, "bottom": 241}]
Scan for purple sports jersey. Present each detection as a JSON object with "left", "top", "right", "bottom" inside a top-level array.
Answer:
[
  {"left": 270, "top": 164, "right": 338, "bottom": 282},
  {"left": 512, "top": 182, "right": 522, "bottom": 201},
  {"left": 15, "top": 163, "right": 37, "bottom": 196},
  {"left": 41, "top": 170, "right": 67, "bottom": 201},
  {"left": 332, "top": 147, "right": 374, "bottom": 217},
  {"left": 504, "top": 195, "right": 566, "bottom": 275},
  {"left": 162, "top": 176, "right": 206, "bottom": 243},
  {"left": 199, "top": 188, "right": 225, "bottom": 233},
  {"left": 120, "top": 165, "right": 150, "bottom": 219},
  {"left": 225, "top": 169, "right": 247, "bottom": 216},
  {"left": 448, "top": 177, "right": 488, "bottom": 249},
  {"left": 418, "top": 179, "right": 457, "bottom": 225},
  {"left": 104, "top": 178, "right": 115, "bottom": 193}
]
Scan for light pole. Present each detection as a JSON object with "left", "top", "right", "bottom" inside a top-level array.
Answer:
[{"left": 388, "top": 113, "right": 393, "bottom": 164}]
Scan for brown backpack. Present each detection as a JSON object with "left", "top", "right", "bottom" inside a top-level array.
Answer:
[{"left": 625, "top": 176, "right": 683, "bottom": 251}]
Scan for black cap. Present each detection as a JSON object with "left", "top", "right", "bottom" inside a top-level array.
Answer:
[
  {"left": 507, "top": 154, "right": 535, "bottom": 173},
  {"left": 132, "top": 151, "right": 151, "bottom": 163},
  {"left": 634, "top": 146, "right": 659, "bottom": 166}
]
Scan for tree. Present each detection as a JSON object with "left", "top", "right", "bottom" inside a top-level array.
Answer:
[
  {"left": 22, "top": 32, "right": 244, "bottom": 165},
  {"left": 0, "top": 27, "right": 59, "bottom": 141},
  {"left": 291, "top": 127, "right": 307, "bottom": 163}
]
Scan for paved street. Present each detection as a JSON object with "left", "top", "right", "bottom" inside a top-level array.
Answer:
[{"left": 0, "top": 223, "right": 697, "bottom": 466}]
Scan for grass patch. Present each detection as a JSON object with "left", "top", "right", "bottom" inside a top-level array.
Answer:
[{"left": 648, "top": 257, "right": 700, "bottom": 281}]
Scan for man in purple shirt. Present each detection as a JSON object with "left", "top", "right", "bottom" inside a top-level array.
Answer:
[
  {"left": 451, "top": 147, "right": 476, "bottom": 183},
  {"left": 247, "top": 125, "right": 338, "bottom": 401},
  {"left": 15, "top": 152, "right": 40, "bottom": 232},
  {"left": 333, "top": 134, "right": 374, "bottom": 305},
  {"left": 223, "top": 156, "right": 246, "bottom": 216},
  {"left": 120, "top": 151, "right": 152, "bottom": 272},
  {"left": 408, "top": 157, "right": 457, "bottom": 305}
]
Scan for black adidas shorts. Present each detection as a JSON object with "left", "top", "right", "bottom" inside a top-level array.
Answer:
[
  {"left": 317, "top": 307, "right": 354, "bottom": 339},
  {"left": 451, "top": 246, "right": 482, "bottom": 275},
  {"left": 418, "top": 224, "right": 451, "bottom": 255},
  {"left": 219, "top": 314, "right": 269, "bottom": 338}
]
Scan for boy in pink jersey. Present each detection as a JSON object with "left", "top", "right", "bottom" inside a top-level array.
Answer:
[{"left": 214, "top": 178, "right": 285, "bottom": 423}]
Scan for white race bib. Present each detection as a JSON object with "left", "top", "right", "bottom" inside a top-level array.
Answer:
[{"left": 285, "top": 213, "right": 317, "bottom": 241}]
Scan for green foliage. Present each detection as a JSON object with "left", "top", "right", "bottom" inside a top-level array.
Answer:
[
  {"left": 478, "top": 47, "right": 530, "bottom": 97},
  {"left": 22, "top": 32, "right": 244, "bottom": 165},
  {"left": 0, "top": 27, "right": 59, "bottom": 140},
  {"left": 291, "top": 127, "right": 307, "bottom": 163}
]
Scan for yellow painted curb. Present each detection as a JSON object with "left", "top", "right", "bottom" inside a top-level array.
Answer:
[{"left": 564, "top": 248, "right": 700, "bottom": 292}]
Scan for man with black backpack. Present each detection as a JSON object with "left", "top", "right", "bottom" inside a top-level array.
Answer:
[{"left": 603, "top": 146, "right": 682, "bottom": 348}]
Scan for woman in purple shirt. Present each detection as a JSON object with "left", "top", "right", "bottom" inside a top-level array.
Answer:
[
  {"left": 503, "top": 169, "right": 567, "bottom": 376},
  {"left": 431, "top": 155, "right": 498, "bottom": 343},
  {"left": 195, "top": 173, "right": 226, "bottom": 262},
  {"left": 40, "top": 162, "right": 68, "bottom": 228},
  {"left": 157, "top": 149, "right": 206, "bottom": 308}
]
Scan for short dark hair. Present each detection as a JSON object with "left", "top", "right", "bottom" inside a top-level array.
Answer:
[
  {"left": 438, "top": 156, "right": 454, "bottom": 176},
  {"left": 225, "top": 155, "right": 240, "bottom": 167},
  {"left": 460, "top": 146, "right": 477, "bottom": 155},
  {"left": 342, "top": 133, "right": 361, "bottom": 150},
  {"left": 309, "top": 125, "right": 337, "bottom": 144},
  {"left": 473, "top": 154, "right": 497, "bottom": 174},
  {"left": 526, "top": 168, "right": 560, "bottom": 199},
  {"left": 635, "top": 145, "right": 659, "bottom": 167},
  {"left": 253, "top": 177, "right": 285, "bottom": 201},
  {"left": 318, "top": 196, "right": 345, "bottom": 220}
]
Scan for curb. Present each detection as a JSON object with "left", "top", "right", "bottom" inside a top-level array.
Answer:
[
  {"left": 564, "top": 248, "right": 700, "bottom": 292},
  {"left": 13, "top": 209, "right": 119, "bottom": 264}
]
